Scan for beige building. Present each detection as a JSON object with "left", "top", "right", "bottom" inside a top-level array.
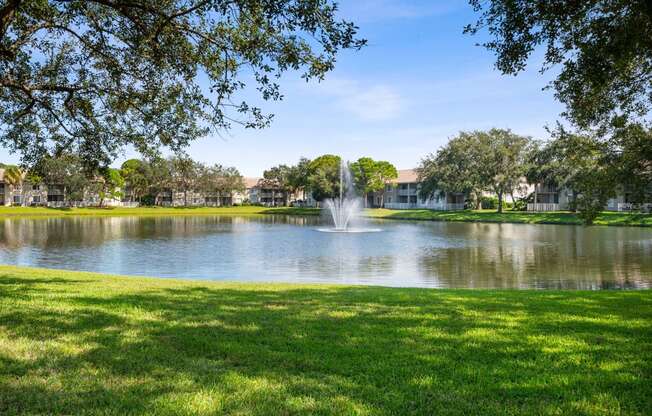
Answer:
[
  {"left": 527, "top": 183, "right": 652, "bottom": 212},
  {"left": 371, "top": 169, "right": 466, "bottom": 210}
]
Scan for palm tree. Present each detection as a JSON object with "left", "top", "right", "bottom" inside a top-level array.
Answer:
[{"left": 3, "top": 165, "right": 23, "bottom": 206}]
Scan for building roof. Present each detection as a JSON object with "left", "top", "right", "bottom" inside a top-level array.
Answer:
[
  {"left": 244, "top": 177, "right": 261, "bottom": 188},
  {"left": 391, "top": 169, "right": 419, "bottom": 184},
  {"left": 0, "top": 168, "right": 29, "bottom": 182}
]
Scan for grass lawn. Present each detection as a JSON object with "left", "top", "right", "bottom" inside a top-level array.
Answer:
[
  {"left": 0, "top": 205, "right": 320, "bottom": 218},
  {"left": 367, "top": 208, "right": 652, "bottom": 227},
  {"left": 0, "top": 205, "right": 651, "bottom": 227},
  {"left": 0, "top": 266, "right": 650, "bottom": 415}
]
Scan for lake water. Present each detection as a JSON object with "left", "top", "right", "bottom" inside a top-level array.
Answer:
[{"left": 0, "top": 215, "right": 650, "bottom": 289}]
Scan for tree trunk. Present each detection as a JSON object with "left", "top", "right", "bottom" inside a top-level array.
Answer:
[
  {"left": 183, "top": 189, "right": 187, "bottom": 206},
  {"left": 509, "top": 191, "right": 516, "bottom": 210},
  {"left": 497, "top": 190, "right": 503, "bottom": 213},
  {"left": 364, "top": 192, "right": 368, "bottom": 208}
]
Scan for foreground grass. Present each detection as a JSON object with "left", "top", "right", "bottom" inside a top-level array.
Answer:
[
  {"left": 0, "top": 266, "right": 650, "bottom": 415},
  {"left": 0, "top": 205, "right": 651, "bottom": 226}
]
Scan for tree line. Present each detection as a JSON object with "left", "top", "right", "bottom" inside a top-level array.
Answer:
[
  {"left": 418, "top": 125, "right": 652, "bottom": 224},
  {"left": 1, "top": 153, "right": 246, "bottom": 207},
  {"left": 260, "top": 155, "right": 398, "bottom": 206}
]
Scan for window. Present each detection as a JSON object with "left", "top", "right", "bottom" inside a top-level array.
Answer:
[
  {"left": 32, "top": 184, "right": 40, "bottom": 191},
  {"left": 32, "top": 196, "right": 40, "bottom": 204},
  {"left": 13, "top": 195, "right": 21, "bottom": 204},
  {"left": 47, "top": 194, "right": 64, "bottom": 202}
]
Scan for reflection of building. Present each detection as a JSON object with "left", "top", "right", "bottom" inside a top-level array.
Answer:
[{"left": 371, "top": 169, "right": 465, "bottom": 211}]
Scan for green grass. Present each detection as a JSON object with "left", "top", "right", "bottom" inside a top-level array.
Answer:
[
  {"left": 0, "top": 205, "right": 650, "bottom": 226},
  {"left": 367, "top": 208, "right": 652, "bottom": 227},
  {"left": 0, "top": 266, "right": 650, "bottom": 415},
  {"left": 0, "top": 205, "right": 321, "bottom": 218}
]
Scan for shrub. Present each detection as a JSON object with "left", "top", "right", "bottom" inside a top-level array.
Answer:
[{"left": 480, "top": 196, "right": 498, "bottom": 209}]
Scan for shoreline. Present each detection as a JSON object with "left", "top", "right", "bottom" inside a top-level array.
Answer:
[{"left": 0, "top": 205, "right": 650, "bottom": 227}]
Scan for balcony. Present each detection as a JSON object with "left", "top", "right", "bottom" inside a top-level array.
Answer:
[
  {"left": 527, "top": 203, "right": 559, "bottom": 212},
  {"left": 606, "top": 202, "right": 652, "bottom": 212},
  {"left": 384, "top": 202, "right": 465, "bottom": 211}
]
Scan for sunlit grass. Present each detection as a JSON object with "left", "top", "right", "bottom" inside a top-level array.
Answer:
[
  {"left": 0, "top": 265, "right": 650, "bottom": 415},
  {"left": 367, "top": 208, "right": 652, "bottom": 227},
  {"left": 0, "top": 205, "right": 649, "bottom": 226}
]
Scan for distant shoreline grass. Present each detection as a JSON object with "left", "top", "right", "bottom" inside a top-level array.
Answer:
[
  {"left": 0, "top": 205, "right": 650, "bottom": 226},
  {"left": 0, "top": 265, "right": 650, "bottom": 415}
]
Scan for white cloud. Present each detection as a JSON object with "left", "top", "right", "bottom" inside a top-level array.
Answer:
[{"left": 312, "top": 78, "right": 404, "bottom": 121}]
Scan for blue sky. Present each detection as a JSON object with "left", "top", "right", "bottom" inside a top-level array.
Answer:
[{"left": 1, "top": 0, "right": 565, "bottom": 177}]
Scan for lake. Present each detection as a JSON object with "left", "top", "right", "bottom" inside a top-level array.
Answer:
[{"left": 0, "top": 215, "right": 650, "bottom": 289}]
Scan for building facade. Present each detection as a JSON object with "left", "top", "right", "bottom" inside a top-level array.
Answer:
[{"left": 372, "top": 169, "right": 466, "bottom": 211}]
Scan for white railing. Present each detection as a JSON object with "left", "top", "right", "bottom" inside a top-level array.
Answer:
[
  {"left": 384, "top": 202, "right": 465, "bottom": 211},
  {"left": 527, "top": 203, "right": 559, "bottom": 212},
  {"left": 608, "top": 203, "right": 652, "bottom": 212}
]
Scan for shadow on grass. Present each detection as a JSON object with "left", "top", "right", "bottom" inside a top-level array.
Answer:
[{"left": 0, "top": 276, "right": 650, "bottom": 415}]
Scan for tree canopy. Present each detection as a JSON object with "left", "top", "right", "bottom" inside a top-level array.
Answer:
[
  {"left": 307, "top": 154, "right": 340, "bottom": 202},
  {"left": 528, "top": 127, "right": 616, "bottom": 224},
  {"left": 466, "top": 0, "right": 652, "bottom": 131},
  {"left": 0, "top": 0, "right": 365, "bottom": 168},
  {"left": 349, "top": 157, "right": 397, "bottom": 207},
  {"left": 418, "top": 129, "right": 531, "bottom": 212}
]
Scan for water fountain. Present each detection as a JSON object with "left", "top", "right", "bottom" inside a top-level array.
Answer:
[{"left": 318, "top": 160, "right": 381, "bottom": 233}]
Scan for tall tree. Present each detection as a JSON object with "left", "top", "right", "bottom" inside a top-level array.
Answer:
[
  {"left": 35, "top": 153, "right": 89, "bottom": 203},
  {"left": 169, "top": 153, "right": 199, "bottom": 206},
  {"left": 349, "top": 157, "right": 397, "bottom": 207},
  {"left": 147, "top": 157, "right": 173, "bottom": 206},
  {"left": 198, "top": 164, "right": 244, "bottom": 205},
  {"left": 475, "top": 129, "right": 530, "bottom": 213},
  {"left": 97, "top": 168, "right": 125, "bottom": 207},
  {"left": 287, "top": 157, "right": 311, "bottom": 201},
  {"left": 418, "top": 134, "right": 485, "bottom": 209},
  {"left": 120, "top": 159, "right": 152, "bottom": 203},
  {"left": 419, "top": 129, "right": 530, "bottom": 212},
  {"left": 610, "top": 124, "right": 652, "bottom": 206},
  {"left": 0, "top": 1, "right": 365, "bottom": 167},
  {"left": 307, "top": 154, "right": 341, "bottom": 202},
  {"left": 262, "top": 164, "right": 292, "bottom": 206},
  {"left": 466, "top": 0, "right": 652, "bottom": 131},
  {"left": 374, "top": 161, "right": 399, "bottom": 207},
  {"left": 529, "top": 128, "right": 617, "bottom": 224}
]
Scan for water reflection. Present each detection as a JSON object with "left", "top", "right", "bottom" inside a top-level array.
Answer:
[{"left": 0, "top": 216, "right": 650, "bottom": 289}]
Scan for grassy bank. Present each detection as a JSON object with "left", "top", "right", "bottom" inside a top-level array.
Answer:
[
  {"left": 0, "top": 205, "right": 650, "bottom": 226},
  {"left": 0, "top": 205, "right": 321, "bottom": 218},
  {"left": 0, "top": 266, "right": 650, "bottom": 415},
  {"left": 367, "top": 208, "right": 652, "bottom": 227}
]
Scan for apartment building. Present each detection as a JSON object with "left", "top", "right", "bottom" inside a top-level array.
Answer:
[
  {"left": 526, "top": 183, "right": 652, "bottom": 212},
  {"left": 373, "top": 169, "right": 466, "bottom": 211}
]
